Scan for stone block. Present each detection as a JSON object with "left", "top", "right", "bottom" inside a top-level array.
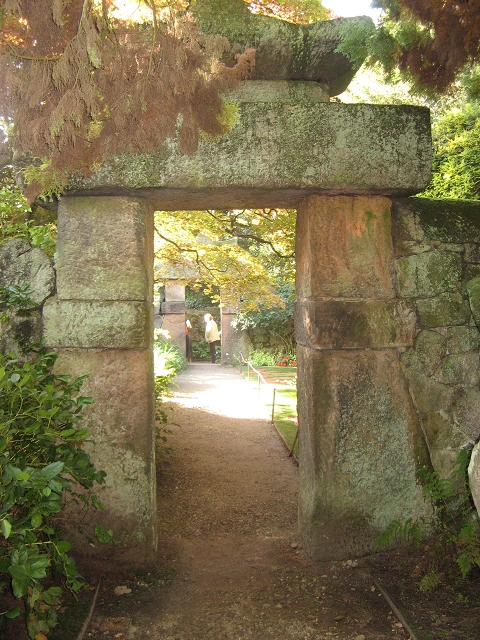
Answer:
[
  {"left": 54, "top": 348, "right": 156, "bottom": 563},
  {"left": 297, "top": 346, "right": 431, "bottom": 561},
  {"left": 67, "top": 103, "right": 432, "bottom": 208},
  {"left": 392, "top": 198, "right": 480, "bottom": 244},
  {"left": 400, "top": 329, "right": 446, "bottom": 377},
  {"left": 437, "top": 352, "right": 480, "bottom": 386},
  {"left": 164, "top": 283, "right": 186, "bottom": 302},
  {"left": 452, "top": 389, "right": 480, "bottom": 442},
  {"left": 417, "top": 293, "right": 470, "bottom": 328},
  {"left": 295, "top": 299, "right": 416, "bottom": 349},
  {"left": 466, "top": 275, "right": 480, "bottom": 329},
  {"left": 446, "top": 326, "right": 480, "bottom": 354},
  {"left": 56, "top": 196, "right": 154, "bottom": 301},
  {"left": 422, "top": 411, "right": 470, "bottom": 451},
  {"left": 468, "top": 442, "right": 480, "bottom": 519},
  {"left": 403, "top": 368, "right": 454, "bottom": 415},
  {"left": 0, "top": 238, "right": 55, "bottom": 305},
  {"left": 160, "top": 301, "right": 186, "bottom": 314},
  {"left": 395, "top": 250, "right": 462, "bottom": 297},
  {"left": 43, "top": 299, "right": 152, "bottom": 349},
  {"left": 464, "top": 244, "right": 480, "bottom": 263},
  {"left": 296, "top": 196, "right": 395, "bottom": 300}
]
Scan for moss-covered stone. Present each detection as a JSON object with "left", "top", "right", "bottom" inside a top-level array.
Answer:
[
  {"left": 298, "top": 345, "right": 431, "bottom": 561},
  {"left": 192, "top": 0, "right": 370, "bottom": 95},
  {"left": 452, "top": 389, "right": 480, "bottom": 442},
  {"left": 464, "top": 244, "right": 480, "bottom": 263},
  {"left": 466, "top": 276, "right": 480, "bottom": 330},
  {"left": 437, "top": 352, "right": 480, "bottom": 386},
  {"left": 416, "top": 293, "right": 470, "bottom": 328},
  {"left": 395, "top": 250, "right": 461, "bottom": 297},
  {"left": 43, "top": 299, "right": 152, "bottom": 349},
  {"left": 66, "top": 101, "right": 432, "bottom": 203},
  {"left": 446, "top": 326, "right": 480, "bottom": 354},
  {"left": 400, "top": 329, "right": 446, "bottom": 377},
  {"left": 392, "top": 198, "right": 480, "bottom": 243},
  {"left": 403, "top": 367, "right": 454, "bottom": 415}
]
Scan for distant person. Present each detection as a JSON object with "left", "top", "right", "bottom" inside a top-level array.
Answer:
[
  {"left": 185, "top": 319, "right": 193, "bottom": 363},
  {"left": 204, "top": 313, "right": 220, "bottom": 363}
]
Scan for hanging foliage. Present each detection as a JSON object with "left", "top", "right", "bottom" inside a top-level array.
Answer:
[{"left": 0, "top": 0, "right": 255, "bottom": 200}]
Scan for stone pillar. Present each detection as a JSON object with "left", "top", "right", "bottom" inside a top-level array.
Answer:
[
  {"left": 295, "top": 195, "right": 432, "bottom": 561},
  {"left": 43, "top": 196, "right": 156, "bottom": 566},
  {"left": 161, "top": 283, "right": 186, "bottom": 354}
]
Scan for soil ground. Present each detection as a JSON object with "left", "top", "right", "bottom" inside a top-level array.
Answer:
[{"left": 51, "top": 364, "right": 480, "bottom": 639}]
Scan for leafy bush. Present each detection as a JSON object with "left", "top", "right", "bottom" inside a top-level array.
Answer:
[
  {"left": 0, "top": 286, "right": 113, "bottom": 639},
  {"left": 376, "top": 449, "right": 480, "bottom": 589},
  {"left": 191, "top": 340, "right": 212, "bottom": 361},
  {"left": 232, "top": 280, "right": 295, "bottom": 353},
  {"left": 246, "top": 348, "right": 278, "bottom": 367},
  {"left": 153, "top": 331, "right": 186, "bottom": 378},
  {"left": 0, "top": 186, "right": 56, "bottom": 256}
]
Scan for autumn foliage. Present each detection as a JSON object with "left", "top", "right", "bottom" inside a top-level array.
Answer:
[
  {"left": 376, "top": 0, "right": 480, "bottom": 92},
  {"left": 0, "top": 0, "right": 254, "bottom": 200}
]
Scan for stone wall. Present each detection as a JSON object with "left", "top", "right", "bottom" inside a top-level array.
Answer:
[
  {"left": 0, "top": 238, "right": 55, "bottom": 356},
  {"left": 392, "top": 198, "right": 480, "bottom": 478}
]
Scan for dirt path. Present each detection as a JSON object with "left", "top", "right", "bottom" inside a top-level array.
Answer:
[{"left": 79, "top": 363, "right": 480, "bottom": 640}]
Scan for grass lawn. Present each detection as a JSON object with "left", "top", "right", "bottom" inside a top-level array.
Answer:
[{"left": 241, "top": 365, "right": 298, "bottom": 458}]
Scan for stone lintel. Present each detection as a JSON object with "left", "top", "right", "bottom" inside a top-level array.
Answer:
[
  {"left": 43, "top": 299, "right": 152, "bottom": 349},
  {"left": 295, "top": 299, "right": 416, "bottom": 350},
  {"left": 297, "top": 345, "right": 431, "bottom": 561},
  {"left": 66, "top": 103, "right": 432, "bottom": 200}
]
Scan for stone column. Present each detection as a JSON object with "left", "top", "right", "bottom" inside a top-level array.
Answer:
[
  {"left": 161, "top": 283, "right": 187, "bottom": 354},
  {"left": 295, "top": 195, "right": 432, "bottom": 561},
  {"left": 43, "top": 196, "right": 156, "bottom": 566}
]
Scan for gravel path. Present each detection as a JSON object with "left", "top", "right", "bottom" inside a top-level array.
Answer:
[{"left": 84, "top": 363, "right": 410, "bottom": 640}]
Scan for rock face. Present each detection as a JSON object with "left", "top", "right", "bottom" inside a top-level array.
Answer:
[
  {"left": 0, "top": 238, "right": 55, "bottom": 356},
  {"left": 192, "top": 0, "right": 372, "bottom": 95},
  {"left": 469, "top": 442, "right": 480, "bottom": 518}
]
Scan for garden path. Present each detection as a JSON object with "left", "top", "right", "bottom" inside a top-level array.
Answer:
[{"left": 79, "top": 363, "right": 461, "bottom": 640}]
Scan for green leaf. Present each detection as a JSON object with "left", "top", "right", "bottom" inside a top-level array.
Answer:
[
  {"left": 31, "top": 512, "right": 42, "bottom": 528},
  {"left": 0, "top": 518, "right": 12, "bottom": 539},
  {"left": 40, "top": 461, "right": 64, "bottom": 479},
  {"left": 5, "top": 606, "right": 21, "bottom": 619},
  {"left": 8, "top": 373, "right": 20, "bottom": 383},
  {"left": 55, "top": 540, "right": 72, "bottom": 554},
  {"left": 9, "top": 565, "right": 32, "bottom": 598}
]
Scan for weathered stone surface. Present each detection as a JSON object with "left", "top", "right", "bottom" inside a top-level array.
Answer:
[
  {"left": 296, "top": 196, "right": 395, "bottom": 300},
  {"left": 437, "top": 352, "right": 480, "bottom": 386},
  {"left": 56, "top": 196, "right": 154, "bottom": 301},
  {"left": 452, "top": 389, "right": 480, "bottom": 443},
  {"left": 228, "top": 79, "right": 330, "bottom": 103},
  {"left": 67, "top": 101, "right": 432, "bottom": 207},
  {"left": 296, "top": 299, "right": 416, "bottom": 349},
  {"left": 402, "top": 368, "right": 454, "bottom": 415},
  {"left": 464, "top": 243, "right": 480, "bottom": 263},
  {"left": 417, "top": 293, "right": 470, "bottom": 328},
  {"left": 193, "top": 0, "right": 369, "bottom": 94},
  {"left": 400, "top": 329, "right": 446, "bottom": 377},
  {"left": 395, "top": 250, "right": 461, "bottom": 297},
  {"left": 466, "top": 275, "right": 480, "bottom": 329},
  {"left": 297, "top": 346, "right": 432, "bottom": 561},
  {"left": 43, "top": 299, "right": 152, "bottom": 348},
  {"left": 54, "top": 348, "right": 156, "bottom": 564},
  {"left": 446, "top": 326, "right": 480, "bottom": 354},
  {"left": 468, "top": 442, "right": 480, "bottom": 519},
  {"left": 392, "top": 198, "right": 480, "bottom": 244},
  {"left": 422, "top": 410, "right": 468, "bottom": 451},
  {"left": 0, "top": 238, "right": 55, "bottom": 304}
]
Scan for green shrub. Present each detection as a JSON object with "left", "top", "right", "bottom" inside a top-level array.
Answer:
[
  {"left": 0, "top": 186, "right": 57, "bottom": 257},
  {"left": 153, "top": 332, "right": 186, "bottom": 378},
  {"left": 0, "top": 286, "right": 113, "bottom": 639},
  {"left": 375, "top": 449, "right": 480, "bottom": 589},
  {"left": 247, "top": 348, "right": 278, "bottom": 367},
  {"left": 192, "top": 340, "right": 214, "bottom": 361}
]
